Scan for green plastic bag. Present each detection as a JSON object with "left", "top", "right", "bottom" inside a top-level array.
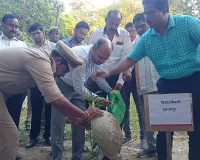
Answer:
[{"left": 108, "top": 90, "right": 126, "bottom": 124}]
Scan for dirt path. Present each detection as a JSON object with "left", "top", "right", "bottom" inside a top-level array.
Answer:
[{"left": 19, "top": 132, "right": 188, "bottom": 160}]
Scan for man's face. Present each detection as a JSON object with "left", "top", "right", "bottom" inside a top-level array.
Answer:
[
  {"left": 92, "top": 44, "right": 111, "bottom": 65},
  {"left": 30, "top": 29, "right": 45, "bottom": 44},
  {"left": 74, "top": 28, "right": 89, "bottom": 42},
  {"left": 49, "top": 30, "right": 60, "bottom": 43},
  {"left": 134, "top": 20, "right": 149, "bottom": 36},
  {"left": 126, "top": 27, "right": 137, "bottom": 42},
  {"left": 143, "top": 4, "right": 165, "bottom": 29},
  {"left": 53, "top": 56, "right": 69, "bottom": 77},
  {"left": 105, "top": 13, "right": 122, "bottom": 33},
  {"left": 1, "top": 18, "right": 19, "bottom": 39}
]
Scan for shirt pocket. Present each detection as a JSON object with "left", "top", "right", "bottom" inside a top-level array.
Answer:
[{"left": 112, "top": 43, "right": 123, "bottom": 57}]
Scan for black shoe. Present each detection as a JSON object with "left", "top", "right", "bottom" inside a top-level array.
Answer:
[
  {"left": 15, "top": 151, "right": 22, "bottom": 160},
  {"left": 137, "top": 149, "right": 157, "bottom": 158},
  {"left": 26, "top": 138, "right": 37, "bottom": 148},
  {"left": 122, "top": 137, "right": 132, "bottom": 144},
  {"left": 44, "top": 138, "right": 51, "bottom": 146}
]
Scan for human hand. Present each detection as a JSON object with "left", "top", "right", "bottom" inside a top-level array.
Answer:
[
  {"left": 85, "top": 107, "right": 104, "bottom": 120},
  {"left": 68, "top": 117, "right": 90, "bottom": 129},
  {"left": 91, "top": 70, "right": 110, "bottom": 81},
  {"left": 113, "top": 83, "right": 123, "bottom": 91},
  {"left": 69, "top": 107, "right": 103, "bottom": 128},
  {"left": 98, "top": 97, "right": 111, "bottom": 106},
  {"left": 123, "top": 69, "right": 132, "bottom": 81}
]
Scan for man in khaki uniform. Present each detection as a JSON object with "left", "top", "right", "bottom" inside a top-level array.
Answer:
[
  {"left": 0, "top": 41, "right": 102, "bottom": 160},
  {"left": 48, "top": 26, "right": 60, "bottom": 43}
]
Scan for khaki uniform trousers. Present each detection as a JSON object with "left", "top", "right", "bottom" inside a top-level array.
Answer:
[{"left": 0, "top": 92, "right": 19, "bottom": 160}]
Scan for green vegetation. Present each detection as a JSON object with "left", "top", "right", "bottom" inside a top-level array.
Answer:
[{"left": 0, "top": 0, "right": 198, "bottom": 43}]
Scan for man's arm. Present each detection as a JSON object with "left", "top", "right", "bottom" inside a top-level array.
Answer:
[
  {"left": 94, "top": 38, "right": 146, "bottom": 79},
  {"left": 72, "top": 62, "right": 96, "bottom": 98},
  {"left": 95, "top": 78, "right": 112, "bottom": 93},
  {"left": 51, "top": 97, "right": 90, "bottom": 120},
  {"left": 108, "top": 57, "right": 136, "bottom": 76}
]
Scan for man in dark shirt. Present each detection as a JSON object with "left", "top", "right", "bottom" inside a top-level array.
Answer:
[{"left": 63, "top": 21, "right": 89, "bottom": 48}]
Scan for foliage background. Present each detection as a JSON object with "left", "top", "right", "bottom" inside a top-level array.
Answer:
[{"left": 0, "top": 0, "right": 199, "bottom": 43}]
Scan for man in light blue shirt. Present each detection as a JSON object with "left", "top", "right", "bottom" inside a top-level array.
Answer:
[{"left": 93, "top": 0, "right": 200, "bottom": 159}]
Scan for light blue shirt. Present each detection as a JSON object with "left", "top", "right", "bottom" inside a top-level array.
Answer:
[{"left": 129, "top": 15, "right": 200, "bottom": 79}]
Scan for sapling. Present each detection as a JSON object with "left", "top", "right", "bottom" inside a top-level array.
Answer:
[{"left": 85, "top": 90, "right": 123, "bottom": 159}]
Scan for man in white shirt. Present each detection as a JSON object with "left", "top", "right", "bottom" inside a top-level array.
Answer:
[
  {"left": 89, "top": 9, "right": 132, "bottom": 98},
  {"left": 0, "top": 14, "right": 27, "bottom": 160},
  {"left": 0, "top": 14, "right": 27, "bottom": 48},
  {"left": 51, "top": 38, "right": 112, "bottom": 160}
]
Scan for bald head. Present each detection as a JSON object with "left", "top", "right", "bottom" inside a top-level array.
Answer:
[{"left": 92, "top": 38, "right": 112, "bottom": 65}]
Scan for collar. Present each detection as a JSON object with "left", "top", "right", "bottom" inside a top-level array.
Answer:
[
  {"left": 32, "top": 39, "right": 48, "bottom": 47},
  {"left": 103, "top": 27, "right": 120, "bottom": 37},
  {"left": 151, "top": 15, "right": 175, "bottom": 36},
  {"left": 0, "top": 33, "right": 18, "bottom": 41},
  {"left": 70, "top": 36, "right": 84, "bottom": 45}
]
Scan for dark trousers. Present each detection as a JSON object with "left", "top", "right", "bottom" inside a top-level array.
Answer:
[
  {"left": 99, "top": 75, "right": 120, "bottom": 98},
  {"left": 29, "top": 87, "right": 51, "bottom": 140},
  {"left": 120, "top": 71, "right": 144, "bottom": 140},
  {"left": 6, "top": 93, "right": 26, "bottom": 128},
  {"left": 156, "top": 72, "right": 200, "bottom": 160}
]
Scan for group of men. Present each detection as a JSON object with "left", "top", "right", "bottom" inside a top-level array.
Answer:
[{"left": 1, "top": 0, "right": 200, "bottom": 160}]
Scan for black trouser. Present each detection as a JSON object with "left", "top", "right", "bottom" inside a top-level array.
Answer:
[
  {"left": 6, "top": 92, "right": 26, "bottom": 129},
  {"left": 156, "top": 72, "right": 200, "bottom": 160},
  {"left": 120, "top": 69, "right": 144, "bottom": 140},
  {"left": 29, "top": 87, "right": 51, "bottom": 140},
  {"left": 99, "top": 75, "right": 120, "bottom": 98}
]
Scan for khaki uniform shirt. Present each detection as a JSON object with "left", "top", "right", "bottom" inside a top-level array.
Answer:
[
  {"left": 0, "top": 47, "right": 63, "bottom": 103},
  {"left": 29, "top": 39, "right": 56, "bottom": 55}
]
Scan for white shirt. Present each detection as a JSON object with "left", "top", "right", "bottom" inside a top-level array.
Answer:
[
  {"left": 0, "top": 33, "right": 27, "bottom": 49},
  {"left": 135, "top": 37, "right": 160, "bottom": 95},
  {"left": 89, "top": 27, "right": 132, "bottom": 85},
  {"left": 131, "top": 35, "right": 139, "bottom": 49},
  {"left": 61, "top": 45, "right": 112, "bottom": 98}
]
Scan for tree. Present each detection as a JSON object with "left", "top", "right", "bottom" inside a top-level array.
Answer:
[
  {"left": 0, "top": 0, "right": 59, "bottom": 42},
  {"left": 169, "top": 0, "right": 198, "bottom": 15}
]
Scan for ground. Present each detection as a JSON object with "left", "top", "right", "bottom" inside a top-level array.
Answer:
[{"left": 18, "top": 97, "right": 189, "bottom": 160}]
